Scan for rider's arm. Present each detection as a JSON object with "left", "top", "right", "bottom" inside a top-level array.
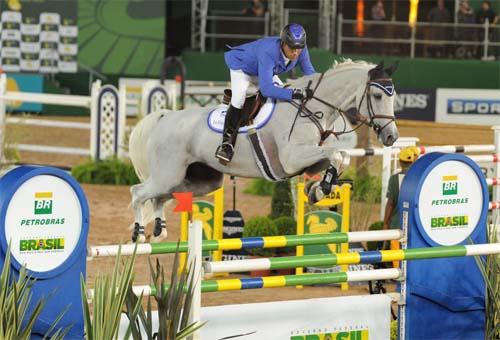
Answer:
[
  {"left": 258, "top": 52, "right": 293, "bottom": 101},
  {"left": 298, "top": 46, "right": 316, "bottom": 76}
]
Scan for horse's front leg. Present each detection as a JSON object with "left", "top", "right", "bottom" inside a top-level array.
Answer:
[{"left": 281, "top": 144, "right": 349, "bottom": 203}]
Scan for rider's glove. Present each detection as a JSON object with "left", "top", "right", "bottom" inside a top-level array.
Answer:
[{"left": 292, "top": 88, "right": 314, "bottom": 100}]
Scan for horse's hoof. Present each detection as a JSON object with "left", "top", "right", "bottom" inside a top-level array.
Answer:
[
  {"left": 131, "top": 223, "right": 146, "bottom": 243},
  {"left": 151, "top": 228, "right": 167, "bottom": 243},
  {"left": 307, "top": 181, "right": 324, "bottom": 204},
  {"left": 134, "top": 233, "right": 146, "bottom": 243}
]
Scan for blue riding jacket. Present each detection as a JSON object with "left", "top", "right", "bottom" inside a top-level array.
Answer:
[{"left": 224, "top": 37, "right": 316, "bottom": 101}]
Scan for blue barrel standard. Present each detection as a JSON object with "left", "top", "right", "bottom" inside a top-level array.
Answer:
[
  {"left": 399, "top": 153, "right": 489, "bottom": 340},
  {"left": 0, "top": 166, "right": 89, "bottom": 338}
]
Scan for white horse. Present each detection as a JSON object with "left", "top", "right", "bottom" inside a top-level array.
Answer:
[{"left": 128, "top": 60, "right": 399, "bottom": 242}]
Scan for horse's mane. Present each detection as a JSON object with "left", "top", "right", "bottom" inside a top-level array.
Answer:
[
  {"left": 288, "top": 58, "right": 375, "bottom": 86},
  {"left": 330, "top": 58, "right": 375, "bottom": 73}
]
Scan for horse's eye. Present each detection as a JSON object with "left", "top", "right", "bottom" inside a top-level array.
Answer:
[{"left": 373, "top": 93, "right": 383, "bottom": 100}]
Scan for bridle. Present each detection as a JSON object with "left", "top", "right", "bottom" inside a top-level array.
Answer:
[{"left": 288, "top": 72, "right": 396, "bottom": 145}]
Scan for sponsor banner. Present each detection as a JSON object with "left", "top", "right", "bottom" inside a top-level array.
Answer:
[
  {"left": 119, "top": 295, "right": 391, "bottom": 339},
  {"left": 5, "top": 73, "right": 43, "bottom": 112},
  {"left": 394, "top": 88, "right": 436, "bottom": 121},
  {"left": 436, "top": 88, "right": 500, "bottom": 125},
  {"left": 0, "top": 1, "right": 78, "bottom": 73},
  {"left": 4, "top": 174, "right": 82, "bottom": 272},
  {"left": 417, "top": 160, "right": 483, "bottom": 245}
]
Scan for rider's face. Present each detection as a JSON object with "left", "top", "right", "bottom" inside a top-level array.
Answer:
[{"left": 282, "top": 43, "right": 302, "bottom": 61}]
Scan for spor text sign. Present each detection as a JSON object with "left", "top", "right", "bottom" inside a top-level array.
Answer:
[{"left": 436, "top": 88, "right": 500, "bottom": 125}]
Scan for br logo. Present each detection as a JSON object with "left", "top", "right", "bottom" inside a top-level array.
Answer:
[
  {"left": 442, "top": 175, "right": 458, "bottom": 196},
  {"left": 34, "top": 192, "right": 53, "bottom": 215}
]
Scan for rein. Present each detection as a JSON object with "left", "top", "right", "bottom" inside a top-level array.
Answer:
[{"left": 287, "top": 72, "right": 396, "bottom": 146}]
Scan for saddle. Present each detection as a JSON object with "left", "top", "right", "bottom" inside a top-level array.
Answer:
[{"left": 222, "top": 89, "right": 266, "bottom": 127}]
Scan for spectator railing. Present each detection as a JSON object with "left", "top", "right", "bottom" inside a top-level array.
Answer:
[
  {"left": 204, "top": 10, "right": 269, "bottom": 52},
  {"left": 337, "top": 14, "right": 500, "bottom": 59},
  {"left": 283, "top": 8, "right": 320, "bottom": 47}
]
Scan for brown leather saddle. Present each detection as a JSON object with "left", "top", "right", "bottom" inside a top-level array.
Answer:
[{"left": 222, "top": 89, "right": 266, "bottom": 127}]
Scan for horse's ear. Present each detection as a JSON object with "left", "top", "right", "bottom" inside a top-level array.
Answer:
[
  {"left": 386, "top": 61, "right": 399, "bottom": 76},
  {"left": 369, "top": 61, "right": 385, "bottom": 79}
]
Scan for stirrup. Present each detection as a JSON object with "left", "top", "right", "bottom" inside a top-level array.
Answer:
[{"left": 215, "top": 142, "right": 234, "bottom": 163}]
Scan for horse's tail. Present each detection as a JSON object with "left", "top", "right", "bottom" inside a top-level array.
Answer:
[
  {"left": 129, "top": 111, "right": 168, "bottom": 230},
  {"left": 129, "top": 110, "right": 166, "bottom": 181}
]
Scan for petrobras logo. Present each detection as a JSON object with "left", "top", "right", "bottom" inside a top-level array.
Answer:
[
  {"left": 442, "top": 175, "right": 458, "bottom": 195},
  {"left": 448, "top": 98, "right": 500, "bottom": 115},
  {"left": 394, "top": 93, "right": 429, "bottom": 112},
  {"left": 34, "top": 192, "right": 53, "bottom": 214}
]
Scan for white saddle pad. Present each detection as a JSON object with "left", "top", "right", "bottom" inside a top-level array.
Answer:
[{"left": 207, "top": 98, "right": 276, "bottom": 134}]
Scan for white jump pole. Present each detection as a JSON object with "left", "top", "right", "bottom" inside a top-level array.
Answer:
[{"left": 188, "top": 220, "right": 203, "bottom": 340}]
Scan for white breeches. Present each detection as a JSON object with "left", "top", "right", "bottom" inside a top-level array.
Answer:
[{"left": 229, "top": 69, "right": 283, "bottom": 109}]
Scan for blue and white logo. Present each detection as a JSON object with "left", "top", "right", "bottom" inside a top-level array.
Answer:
[{"left": 448, "top": 99, "right": 500, "bottom": 115}]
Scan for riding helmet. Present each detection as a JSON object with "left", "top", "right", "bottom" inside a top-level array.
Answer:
[{"left": 280, "top": 23, "right": 307, "bottom": 49}]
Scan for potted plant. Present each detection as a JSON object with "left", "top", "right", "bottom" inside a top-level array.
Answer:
[{"left": 243, "top": 216, "right": 278, "bottom": 277}]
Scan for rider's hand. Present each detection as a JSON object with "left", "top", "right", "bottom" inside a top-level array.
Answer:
[{"left": 292, "top": 88, "right": 314, "bottom": 100}]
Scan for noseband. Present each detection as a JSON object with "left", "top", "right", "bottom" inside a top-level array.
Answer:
[{"left": 288, "top": 72, "right": 396, "bottom": 145}]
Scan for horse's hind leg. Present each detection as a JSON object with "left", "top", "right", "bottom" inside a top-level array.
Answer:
[
  {"left": 130, "top": 163, "right": 186, "bottom": 243},
  {"left": 130, "top": 183, "right": 148, "bottom": 243},
  {"left": 151, "top": 198, "right": 171, "bottom": 243}
]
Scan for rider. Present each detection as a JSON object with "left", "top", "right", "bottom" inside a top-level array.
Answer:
[{"left": 215, "top": 23, "right": 317, "bottom": 164}]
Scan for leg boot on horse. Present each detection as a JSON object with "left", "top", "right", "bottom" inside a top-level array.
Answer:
[{"left": 215, "top": 105, "right": 242, "bottom": 165}]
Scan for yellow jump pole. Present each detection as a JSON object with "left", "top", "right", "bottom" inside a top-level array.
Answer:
[
  {"left": 211, "top": 186, "right": 224, "bottom": 262},
  {"left": 296, "top": 181, "right": 305, "bottom": 289},
  {"left": 340, "top": 184, "right": 351, "bottom": 291},
  {"left": 179, "top": 211, "right": 189, "bottom": 273}
]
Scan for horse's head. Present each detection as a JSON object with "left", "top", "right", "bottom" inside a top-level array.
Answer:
[{"left": 354, "top": 61, "right": 399, "bottom": 146}]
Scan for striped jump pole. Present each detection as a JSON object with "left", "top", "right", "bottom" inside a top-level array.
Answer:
[
  {"left": 469, "top": 154, "right": 500, "bottom": 163},
  {"left": 489, "top": 202, "right": 500, "bottom": 210},
  {"left": 87, "top": 268, "right": 401, "bottom": 298},
  {"left": 203, "top": 243, "right": 500, "bottom": 274},
  {"left": 486, "top": 178, "right": 500, "bottom": 186},
  {"left": 417, "top": 145, "right": 495, "bottom": 155},
  {"left": 88, "top": 229, "right": 403, "bottom": 258}
]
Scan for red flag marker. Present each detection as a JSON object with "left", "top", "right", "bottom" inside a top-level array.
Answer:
[{"left": 173, "top": 192, "right": 193, "bottom": 212}]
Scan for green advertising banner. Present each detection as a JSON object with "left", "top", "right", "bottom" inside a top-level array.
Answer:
[
  {"left": 303, "top": 210, "right": 343, "bottom": 256},
  {"left": 0, "top": 0, "right": 78, "bottom": 73},
  {"left": 78, "top": 0, "right": 165, "bottom": 76}
]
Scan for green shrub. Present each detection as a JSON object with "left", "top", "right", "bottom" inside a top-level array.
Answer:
[
  {"left": 270, "top": 180, "right": 294, "bottom": 219},
  {"left": 243, "top": 178, "right": 274, "bottom": 196},
  {"left": 341, "top": 167, "right": 381, "bottom": 203},
  {"left": 71, "top": 157, "right": 140, "bottom": 185},
  {"left": 273, "top": 216, "right": 296, "bottom": 236},
  {"left": 243, "top": 216, "right": 278, "bottom": 257}
]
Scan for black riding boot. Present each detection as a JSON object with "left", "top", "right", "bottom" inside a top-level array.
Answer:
[{"left": 215, "top": 105, "right": 242, "bottom": 165}]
